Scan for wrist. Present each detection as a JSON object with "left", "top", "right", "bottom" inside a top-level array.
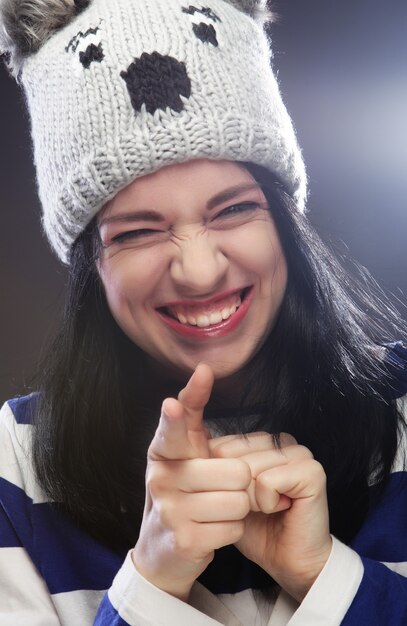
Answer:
[
  {"left": 131, "top": 546, "right": 205, "bottom": 602},
  {"left": 269, "top": 538, "right": 333, "bottom": 603}
]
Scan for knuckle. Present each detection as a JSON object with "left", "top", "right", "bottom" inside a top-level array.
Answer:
[
  {"left": 309, "top": 459, "right": 327, "bottom": 485},
  {"left": 156, "top": 498, "right": 178, "bottom": 527},
  {"left": 294, "top": 444, "right": 314, "bottom": 459},
  {"left": 145, "top": 464, "right": 169, "bottom": 496},
  {"left": 238, "top": 491, "right": 251, "bottom": 517},
  {"left": 227, "top": 491, "right": 250, "bottom": 517},
  {"left": 233, "top": 459, "right": 252, "bottom": 487},
  {"left": 256, "top": 471, "right": 271, "bottom": 491},
  {"left": 299, "top": 458, "right": 326, "bottom": 490},
  {"left": 147, "top": 431, "right": 165, "bottom": 459},
  {"left": 146, "top": 438, "right": 157, "bottom": 458}
]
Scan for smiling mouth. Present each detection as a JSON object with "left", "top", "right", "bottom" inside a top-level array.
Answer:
[{"left": 158, "top": 288, "right": 250, "bottom": 329}]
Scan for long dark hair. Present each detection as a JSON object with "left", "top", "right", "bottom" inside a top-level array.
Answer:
[{"left": 32, "top": 163, "right": 406, "bottom": 550}]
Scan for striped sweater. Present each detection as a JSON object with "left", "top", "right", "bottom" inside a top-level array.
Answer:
[{"left": 1, "top": 344, "right": 407, "bottom": 625}]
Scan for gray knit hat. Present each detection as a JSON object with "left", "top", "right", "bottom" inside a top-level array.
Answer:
[{"left": 1, "top": 0, "right": 307, "bottom": 263}]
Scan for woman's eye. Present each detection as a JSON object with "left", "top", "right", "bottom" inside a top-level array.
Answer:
[
  {"left": 111, "top": 229, "right": 160, "bottom": 244},
  {"left": 214, "top": 202, "right": 260, "bottom": 220}
]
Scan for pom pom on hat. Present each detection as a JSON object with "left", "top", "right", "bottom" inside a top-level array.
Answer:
[
  {"left": 224, "top": 0, "right": 274, "bottom": 24},
  {"left": 0, "top": 0, "right": 90, "bottom": 76}
]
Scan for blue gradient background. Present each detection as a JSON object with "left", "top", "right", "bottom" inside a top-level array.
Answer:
[{"left": 1, "top": 0, "right": 406, "bottom": 402}]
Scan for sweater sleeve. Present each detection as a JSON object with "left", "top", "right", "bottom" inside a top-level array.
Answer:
[
  {"left": 342, "top": 557, "right": 407, "bottom": 625},
  {"left": 0, "top": 546, "right": 61, "bottom": 626},
  {"left": 0, "top": 401, "right": 61, "bottom": 625},
  {"left": 282, "top": 538, "right": 407, "bottom": 626},
  {"left": 94, "top": 551, "right": 229, "bottom": 626}
]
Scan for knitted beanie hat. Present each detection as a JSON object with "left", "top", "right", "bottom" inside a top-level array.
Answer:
[{"left": 1, "top": 0, "right": 306, "bottom": 263}]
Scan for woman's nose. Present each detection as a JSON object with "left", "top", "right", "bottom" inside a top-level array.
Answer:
[{"left": 169, "top": 235, "right": 228, "bottom": 294}]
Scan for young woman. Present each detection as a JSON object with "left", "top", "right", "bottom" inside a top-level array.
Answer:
[{"left": 1, "top": 1, "right": 406, "bottom": 625}]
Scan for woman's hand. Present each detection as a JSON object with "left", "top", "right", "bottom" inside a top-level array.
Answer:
[
  {"left": 210, "top": 432, "right": 332, "bottom": 602},
  {"left": 132, "top": 364, "right": 252, "bottom": 601}
]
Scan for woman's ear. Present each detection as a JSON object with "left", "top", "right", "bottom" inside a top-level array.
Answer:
[
  {"left": 0, "top": 0, "right": 91, "bottom": 76},
  {"left": 222, "top": 0, "right": 276, "bottom": 25}
]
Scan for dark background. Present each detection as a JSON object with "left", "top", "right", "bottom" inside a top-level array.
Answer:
[{"left": 1, "top": 0, "right": 406, "bottom": 404}]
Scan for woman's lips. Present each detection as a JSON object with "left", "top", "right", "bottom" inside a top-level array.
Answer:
[
  {"left": 156, "top": 287, "right": 253, "bottom": 339},
  {"left": 167, "top": 291, "right": 242, "bottom": 327}
]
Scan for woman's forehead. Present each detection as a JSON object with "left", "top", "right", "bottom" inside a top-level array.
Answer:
[{"left": 99, "top": 159, "right": 263, "bottom": 218}]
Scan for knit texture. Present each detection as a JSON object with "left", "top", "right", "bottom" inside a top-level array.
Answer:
[{"left": 16, "top": 0, "right": 306, "bottom": 263}]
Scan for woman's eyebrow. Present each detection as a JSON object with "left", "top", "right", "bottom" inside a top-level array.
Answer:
[
  {"left": 100, "top": 183, "right": 261, "bottom": 226},
  {"left": 99, "top": 210, "right": 164, "bottom": 227},
  {"left": 206, "top": 183, "right": 261, "bottom": 210}
]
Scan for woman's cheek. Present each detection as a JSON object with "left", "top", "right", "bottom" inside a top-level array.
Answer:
[{"left": 100, "top": 248, "right": 167, "bottom": 314}]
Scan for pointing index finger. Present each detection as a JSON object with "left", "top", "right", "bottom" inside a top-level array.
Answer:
[
  {"left": 148, "top": 397, "right": 194, "bottom": 461},
  {"left": 148, "top": 364, "right": 214, "bottom": 461},
  {"left": 177, "top": 363, "right": 214, "bottom": 430}
]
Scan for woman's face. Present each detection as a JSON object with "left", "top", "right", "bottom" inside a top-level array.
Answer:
[{"left": 97, "top": 159, "right": 287, "bottom": 379}]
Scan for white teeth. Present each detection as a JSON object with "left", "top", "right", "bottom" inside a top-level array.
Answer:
[
  {"left": 197, "top": 314, "right": 210, "bottom": 328},
  {"left": 171, "top": 292, "right": 244, "bottom": 327},
  {"left": 209, "top": 311, "right": 223, "bottom": 325}
]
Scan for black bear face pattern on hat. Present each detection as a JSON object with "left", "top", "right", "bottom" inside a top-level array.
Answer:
[{"left": 64, "top": 4, "right": 225, "bottom": 116}]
